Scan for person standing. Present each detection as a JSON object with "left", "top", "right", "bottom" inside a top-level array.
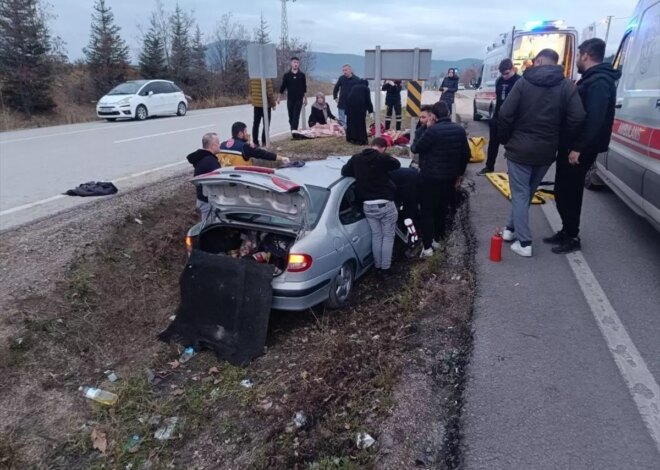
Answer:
[
  {"left": 498, "top": 49, "right": 585, "bottom": 257},
  {"left": 545, "top": 38, "right": 621, "bottom": 254},
  {"left": 439, "top": 68, "right": 460, "bottom": 115},
  {"left": 478, "top": 59, "right": 521, "bottom": 175},
  {"left": 345, "top": 79, "right": 373, "bottom": 145},
  {"left": 341, "top": 137, "right": 401, "bottom": 277},
  {"left": 187, "top": 132, "right": 221, "bottom": 221},
  {"left": 333, "top": 64, "right": 361, "bottom": 128},
  {"left": 249, "top": 78, "right": 275, "bottom": 146},
  {"left": 278, "top": 57, "right": 307, "bottom": 132},
  {"left": 382, "top": 80, "right": 403, "bottom": 130},
  {"left": 411, "top": 101, "right": 471, "bottom": 258}
]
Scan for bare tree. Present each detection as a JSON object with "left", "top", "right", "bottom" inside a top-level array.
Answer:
[{"left": 210, "top": 13, "right": 249, "bottom": 96}]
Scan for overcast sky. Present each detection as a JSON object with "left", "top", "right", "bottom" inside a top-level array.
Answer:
[{"left": 52, "top": 0, "right": 637, "bottom": 61}]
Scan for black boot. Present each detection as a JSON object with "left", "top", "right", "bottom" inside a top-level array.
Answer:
[
  {"left": 551, "top": 237, "right": 581, "bottom": 254},
  {"left": 543, "top": 230, "right": 568, "bottom": 245}
]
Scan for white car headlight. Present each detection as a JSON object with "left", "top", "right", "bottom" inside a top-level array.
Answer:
[{"left": 117, "top": 97, "right": 131, "bottom": 106}]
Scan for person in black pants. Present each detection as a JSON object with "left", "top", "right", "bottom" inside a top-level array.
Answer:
[
  {"left": 411, "top": 102, "right": 471, "bottom": 257},
  {"left": 249, "top": 78, "right": 275, "bottom": 146},
  {"left": 278, "top": 57, "right": 307, "bottom": 132},
  {"left": 478, "top": 59, "right": 520, "bottom": 175},
  {"left": 545, "top": 38, "right": 621, "bottom": 254},
  {"left": 382, "top": 80, "right": 402, "bottom": 130},
  {"left": 439, "top": 68, "right": 459, "bottom": 115}
]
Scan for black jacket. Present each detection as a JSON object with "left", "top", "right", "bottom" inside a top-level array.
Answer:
[
  {"left": 382, "top": 82, "right": 402, "bottom": 105},
  {"left": 494, "top": 73, "right": 521, "bottom": 117},
  {"left": 390, "top": 167, "right": 422, "bottom": 205},
  {"left": 571, "top": 63, "right": 621, "bottom": 153},
  {"left": 187, "top": 149, "right": 220, "bottom": 202},
  {"left": 308, "top": 103, "right": 336, "bottom": 127},
  {"left": 279, "top": 71, "right": 307, "bottom": 101},
  {"left": 411, "top": 117, "right": 471, "bottom": 181},
  {"left": 341, "top": 149, "right": 401, "bottom": 201},
  {"left": 333, "top": 74, "right": 361, "bottom": 110},
  {"left": 440, "top": 75, "right": 459, "bottom": 104},
  {"left": 346, "top": 83, "right": 374, "bottom": 115},
  {"left": 498, "top": 65, "right": 586, "bottom": 166}
]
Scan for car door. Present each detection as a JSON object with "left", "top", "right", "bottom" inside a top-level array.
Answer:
[
  {"left": 337, "top": 182, "right": 372, "bottom": 268},
  {"left": 152, "top": 82, "right": 170, "bottom": 114},
  {"left": 162, "top": 82, "right": 179, "bottom": 113},
  {"left": 139, "top": 83, "right": 159, "bottom": 115}
]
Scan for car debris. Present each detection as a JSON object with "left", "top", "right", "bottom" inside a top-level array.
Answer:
[
  {"left": 356, "top": 432, "right": 376, "bottom": 449},
  {"left": 293, "top": 411, "right": 307, "bottom": 428},
  {"left": 104, "top": 370, "right": 119, "bottom": 382},
  {"left": 154, "top": 417, "right": 180, "bottom": 440},
  {"left": 240, "top": 379, "right": 254, "bottom": 388}
]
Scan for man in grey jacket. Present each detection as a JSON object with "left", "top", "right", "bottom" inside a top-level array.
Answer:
[{"left": 498, "top": 49, "right": 585, "bottom": 257}]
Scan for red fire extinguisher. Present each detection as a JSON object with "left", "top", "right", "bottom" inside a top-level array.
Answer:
[{"left": 490, "top": 228, "right": 503, "bottom": 262}]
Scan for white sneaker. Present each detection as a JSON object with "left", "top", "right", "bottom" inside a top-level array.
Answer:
[
  {"left": 420, "top": 247, "right": 434, "bottom": 258},
  {"left": 431, "top": 240, "right": 441, "bottom": 250},
  {"left": 510, "top": 240, "right": 532, "bottom": 257},
  {"left": 502, "top": 228, "right": 516, "bottom": 242}
]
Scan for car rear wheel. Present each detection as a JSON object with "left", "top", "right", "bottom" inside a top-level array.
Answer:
[
  {"left": 177, "top": 102, "right": 187, "bottom": 116},
  {"left": 135, "top": 105, "right": 148, "bottom": 121},
  {"left": 473, "top": 101, "right": 481, "bottom": 121},
  {"left": 326, "top": 261, "right": 355, "bottom": 309}
]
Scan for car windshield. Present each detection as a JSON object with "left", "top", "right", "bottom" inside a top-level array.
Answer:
[
  {"left": 107, "top": 82, "right": 143, "bottom": 95},
  {"left": 224, "top": 184, "right": 330, "bottom": 229}
]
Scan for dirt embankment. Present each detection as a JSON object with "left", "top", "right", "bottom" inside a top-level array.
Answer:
[{"left": 0, "top": 174, "right": 475, "bottom": 469}]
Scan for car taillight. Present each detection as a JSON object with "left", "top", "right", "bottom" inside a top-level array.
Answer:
[
  {"left": 287, "top": 253, "right": 312, "bottom": 272},
  {"left": 185, "top": 235, "right": 194, "bottom": 255}
]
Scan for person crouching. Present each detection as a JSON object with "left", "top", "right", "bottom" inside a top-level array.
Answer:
[{"left": 341, "top": 137, "right": 401, "bottom": 277}]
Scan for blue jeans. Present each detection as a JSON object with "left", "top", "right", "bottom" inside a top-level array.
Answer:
[
  {"left": 196, "top": 199, "right": 211, "bottom": 222},
  {"left": 338, "top": 108, "right": 346, "bottom": 128},
  {"left": 363, "top": 201, "right": 398, "bottom": 270},
  {"left": 506, "top": 159, "right": 550, "bottom": 244}
]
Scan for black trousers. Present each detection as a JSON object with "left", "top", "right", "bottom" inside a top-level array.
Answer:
[
  {"left": 252, "top": 107, "right": 271, "bottom": 146},
  {"left": 287, "top": 98, "right": 303, "bottom": 131},
  {"left": 485, "top": 119, "right": 500, "bottom": 171},
  {"left": 420, "top": 177, "right": 455, "bottom": 249},
  {"left": 555, "top": 149, "right": 598, "bottom": 238},
  {"left": 385, "top": 102, "right": 402, "bottom": 130}
]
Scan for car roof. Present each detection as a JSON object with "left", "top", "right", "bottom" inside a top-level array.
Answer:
[{"left": 275, "top": 155, "right": 413, "bottom": 189}]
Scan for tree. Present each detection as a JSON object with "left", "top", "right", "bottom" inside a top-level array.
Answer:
[
  {"left": 254, "top": 12, "right": 270, "bottom": 44},
  {"left": 169, "top": 3, "right": 192, "bottom": 85},
  {"left": 139, "top": 13, "right": 167, "bottom": 79},
  {"left": 188, "top": 25, "right": 210, "bottom": 98},
  {"left": 210, "top": 13, "right": 249, "bottom": 96},
  {"left": 0, "top": 0, "right": 56, "bottom": 115},
  {"left": 83, "top": 0, "right": 130, "bottom": 95}
]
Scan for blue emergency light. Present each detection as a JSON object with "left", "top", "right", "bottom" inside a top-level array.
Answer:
[{"left": 523, "top": 20, "right": 564, "bottom": 31}]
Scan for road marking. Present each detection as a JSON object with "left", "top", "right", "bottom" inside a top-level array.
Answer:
[
  {"left": 113, "top": 124, "right": 215, "bottom": 143},
  {"left": 0, "top": 122, "right": 140, "bottom": 144},
  {"left": 541, "top": 203, "right": 660, "bottom": 454},
  {"left": 112, "top": 160, "right": 187, "bottom": 182},
  {"left": 0, "top": 194, "right": 66, "bottom": 216}
]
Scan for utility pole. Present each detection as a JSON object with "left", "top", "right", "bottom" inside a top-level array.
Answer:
[
  {"left": 604, "top": 15, "right": 613, "bottom": 44},
  {"left": 280, "top": 0, "right": 296, "bottom": 50}
]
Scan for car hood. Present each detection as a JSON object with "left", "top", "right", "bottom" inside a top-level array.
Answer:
[
  {"left": 98, "top": 94, "right": 134, "bottom": 105},
  {"left": 192, "top": 167, "right": 311, "bottom": 232}
]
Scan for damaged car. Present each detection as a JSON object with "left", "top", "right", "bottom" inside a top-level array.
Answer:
[{"left": 185, "top": 156, "right": 414, "bottom": 311}]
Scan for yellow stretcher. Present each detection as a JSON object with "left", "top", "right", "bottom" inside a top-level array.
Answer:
[{"left": 485, "top": 172, "right": 554, "bottom": 205}]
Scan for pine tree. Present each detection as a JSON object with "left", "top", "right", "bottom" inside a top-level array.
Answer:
[
  {"left": 139, "top": 14, "right": 167, "bottom": 79},
  {"left": 83, "top": 0, "right": 129, "bottom": 95},
  {"left": 188, "top": 25, "right": 210, "bottom": 98},
  {"left": 169, "top": 3, "right": 191, "bottom": 85},
  {"left": 254, "top": 12, "right": 270, "bottom": 44},
  {"left": 0, "top": 0, "right": 55, "bottom": 115}
]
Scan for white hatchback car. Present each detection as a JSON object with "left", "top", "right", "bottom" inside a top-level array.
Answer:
[{"left": 96, "top": 79, "right": 188, "bottom": 121}]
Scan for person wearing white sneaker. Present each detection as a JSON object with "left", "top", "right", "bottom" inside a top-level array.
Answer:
[
  {"left": 502, "top": 227, "right": 516, "bottom": 242},
  {"left": 420, "top": 247, "right": 434, "bottom": 258},
  {"left": 510, "top": 240, "right": 532, "bottom": 257}
]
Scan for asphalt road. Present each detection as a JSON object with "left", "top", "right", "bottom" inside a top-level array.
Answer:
[{"left": 457, "top": 92, "right": 660, "bottom": 469}]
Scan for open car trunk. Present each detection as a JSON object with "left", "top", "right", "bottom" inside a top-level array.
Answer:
[{"left": 198, "top": 224, "right": 295, "bottom": 277}]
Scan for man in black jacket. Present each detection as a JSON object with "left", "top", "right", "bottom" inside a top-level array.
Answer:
[
  {"left": 478, "top": 59, "right": 521, "bottom": 175},
  {"left": 382, "top": 80, "right": 403, "bottom": 130},
  {"left": 545, "top": 38, "right": 622, "bottom": 254},
  {"left": 498, "top": 49, "right": 585, "bottom": 257},
  {"left": 341, "top": 137, "right": 401, "bottom": 276},
  {"left": 333, "top": 64, "right": 361, "bottom": 128},
  {"left": 187, "top": 132, "right": 221, "bottom": 221},
  {"left": 411, "top": 101, "right": 471, "bottom": 257},
  {"left": 278, "top": 57, "right": 307, "bottom": 132}
]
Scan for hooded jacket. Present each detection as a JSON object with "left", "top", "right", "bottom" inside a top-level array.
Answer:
[
  {"left": 571, "top": 62, "right": 622, "bottom": 153},
  {"left": 498, "top": 65, "right": 586, "bottom": 166},
  {"left": 440, "top": 75, "right": 460, "bottom": 104},
  {"left": 187, "top": 149, "right": 220, "bottom": 202},
  {"left": 341, "top": 148, "right": 401, "bottom": 201},
  {"left": 411, "top": 117, "right": 471, "bottom": 181}
]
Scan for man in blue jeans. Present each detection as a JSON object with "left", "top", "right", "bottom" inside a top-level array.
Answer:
[
  {"left": 341, "top": 138, "right": 401, "bottom": 277},
  {"left": 498, "top": 49, "right": 585, "bottom": 257}
]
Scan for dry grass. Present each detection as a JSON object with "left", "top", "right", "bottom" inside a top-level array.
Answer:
[{"left": 274, "top": 136, "right": 411, "bottom": 161}]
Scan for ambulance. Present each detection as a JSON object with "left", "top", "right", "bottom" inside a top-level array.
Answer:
[
  {"left": 473, "top": 20, "right": 579, "bottom": 121},
  {"left": 586, "top": 0, "right": 660, "bottom": 231}
]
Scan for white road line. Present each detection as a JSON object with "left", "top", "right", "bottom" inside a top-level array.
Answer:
[
  {"left": 0, "top": 122, "right": 140, "bottom": 144},
  {"left": 112, "top": 160, "right": 187, "bottom": 182},
  {"left": 542, "top": 203, "right": 660, "bottom": 454},
  {"left": 113, "top": 124, "right": 215, "bottom": 143}
]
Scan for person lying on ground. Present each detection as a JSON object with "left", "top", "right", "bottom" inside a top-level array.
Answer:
[
  {"left": 218, "top": 122, "right": 290, "bottom": 167},
  {"left": 187, "top": 132, "right": 221, "bottom": 221},
  {"left": 308, "top": 92, "right": 337, "bottom": 127}
]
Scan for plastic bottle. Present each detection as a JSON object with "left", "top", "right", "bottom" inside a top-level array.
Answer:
[
  {"left": 179, "top": 346, "right": 196, "bottom": 364},
  {"left": 79, "top": 386, "right": 118, "bottom": 405}
]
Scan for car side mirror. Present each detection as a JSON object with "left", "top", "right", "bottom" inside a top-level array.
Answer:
[{"left": 148, "top": 91, "right": 154, "bottom": 96}]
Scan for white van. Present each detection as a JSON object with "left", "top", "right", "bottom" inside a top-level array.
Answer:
[
  {"left": 587, "top": 0, "right": 660, "bottom": 231},
  {"left": 473, "top": 21, "right": 579, "bottom": 120}
]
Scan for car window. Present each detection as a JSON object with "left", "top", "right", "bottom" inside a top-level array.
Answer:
[
  {"left": 140, "top": 84, "right": 155, "bottom": 96},
  {"left": 107, "top": 82, "right": 142, "bottom": 95},
  {"left": 613, "top": 32, "right": 632, "bottom": 72},
  {"left": 339, "top": 183, "right": 365, "bottom": 225},
  {"left": 152, "top": 82, "right": 170, "bottom": 94},
  {"left": 171, "top": 83, "right": 183, "bottom": 93}
]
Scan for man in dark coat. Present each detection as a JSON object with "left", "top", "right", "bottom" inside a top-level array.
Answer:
[
  {"left": 411, "top": 101, "right": 471, "bottom": 257},
  {"left": 278, "top": 57, "right": 307, "bottom": 132},
  {"left": 333, "top": 64, "right": 361, "bottom": 128},
  {"left": 478, "top": 59, "right": 521, "bottom": 175},
  {"left": 439, "top": 68, "right": 460, "bottom": 114},
  {"left": 382, "top": 80, "right": 403, "bottom": 130},
  {"left": 345, "top": 79, "right": 373, "bottom": 145},
  {"left": 187, "top": 132, "right": 221, "bottom": 221},
  {"left": 498, "top": 48, "right": 585, "bottom": 257},
  {"left": 546, "top": 38, "right": 622, "bottom": 254}
]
